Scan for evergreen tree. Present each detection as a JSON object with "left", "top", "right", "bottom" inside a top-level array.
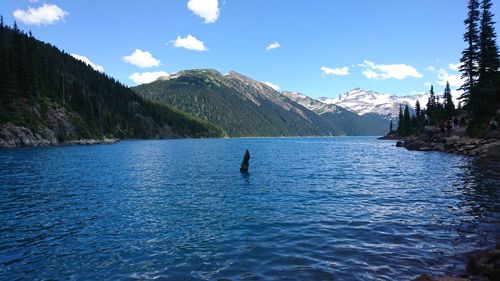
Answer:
[
  {"left": 459, "top": 0, "right": 480, "bottom": 101},
  {"left": 478, "top": 0, "right": 500, "bottom": 84},
  {"left": 463, "top": 0, "right": 500, "bottom": 135},
  {"left": 403, "top": 104, "right": 411, "bottom": 135},
  {"left": 0, "top": 23, "right": 223, "bottom": 138},
  {"left": 443, "top": 81, "right": 455, "bottom": 119},
  {"left": 389, "top": 120, "right": 393, "bottom": 134},
  {"left": 415, "top": 100, "right": 421, "bottom": 119},
  {"left": 426, "top": 85, "right": 437, "bottom": 125},
  {"left": 397, "top": 104, "right": 403, "bottom": 135},
  {"left": 415, "top": 100, "right": 424, "bottom": 131}
]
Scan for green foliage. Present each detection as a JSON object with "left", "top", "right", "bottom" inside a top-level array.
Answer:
[
  {"left": 397, "top": 105, "right": 403, "bottom": 133},
  {"left": 478, "top": 0, "right": 500, "bottom": 83},
  {"left": 397, "top": 104, "right": 415, "bottom": 137},
  {"left": 134, "top": 70, "right": 344, "bottom": 137},
  {"left": 459, "top": 0, "right": 500, "bottom": 136},
  {"left": 396, "top": 83, "right": 457, "bottom": 137},
  {"left": 426, "top": 85, "right": 438, "bottom": 125},
  {"left": 443, "top": 82, "right": 455, "bottom": 119},
  {"left": 0, "top": 23, "right": 223, "bottom": 139},
  {"left": 459, "top": 0, "right": 481, "bottom": 99}
]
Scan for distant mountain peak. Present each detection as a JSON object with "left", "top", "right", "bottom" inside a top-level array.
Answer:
[
  {"left": 156, "top": 69, "right": 223, "bottom": 82},
  {"left": 225, "top": 71, "right": 253, "bottom": 82},
  {"left": 282, "top": 91, "right": 341, "bottom": 114},
  {"left": 319, "top": 88, "right": 428, "bottom": 119}
]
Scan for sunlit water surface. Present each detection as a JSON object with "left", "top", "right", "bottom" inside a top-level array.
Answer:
[{"left": 0, "top": 137, "right": 499, "bottom": 280}]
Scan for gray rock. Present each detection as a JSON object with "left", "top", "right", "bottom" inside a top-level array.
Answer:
[{"left": 485, "top": 144, "right": 500, "bottom": 158}]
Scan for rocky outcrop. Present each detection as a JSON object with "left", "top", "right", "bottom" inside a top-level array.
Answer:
[
  {"left": 0, "top": 99, "right": 115, "bottom": 148},
  {"left": 399, "top": 127, "right": 500, "bottom": 158},
  {"left": 0, "top": 123, "right": 53, "bottom": 147},
  {"left": 414, "top": 245, "right": 500, "bottom": 281},
  {"left": 378, "top": 134, "right": 400, "bottom": 140},
  {"left": 0, "top": 122, "right": 118, "bottom": 148}
]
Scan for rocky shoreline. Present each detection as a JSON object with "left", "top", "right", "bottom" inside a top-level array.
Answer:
[
  {"left": 414, "top": 245, "right": 500, "bottom": 281},
  {"left": 0, "top": 122, "right": 118, "bottom": 148},
  {"left": 385, "top": 127, "right": 500, "bottom": 280},
  {"left": 394, "top": 127, "right": 500, "bottom": 158}
]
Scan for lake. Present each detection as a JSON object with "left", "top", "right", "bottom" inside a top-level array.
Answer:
[{"left": 0, "top": 137, "right": 499, "bottom": 280}]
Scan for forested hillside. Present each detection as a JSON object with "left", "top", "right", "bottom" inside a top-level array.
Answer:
[
  {"left": 0, "top": 22, "right": 223, "bottom": 147},
  {"left": 134, "top": 70, "right": 344, "bottom": 137}
]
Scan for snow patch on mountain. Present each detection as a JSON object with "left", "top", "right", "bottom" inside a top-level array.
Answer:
[
  {"left": 318, "top": 88, "right": 428, "bottom": 119},
  {"left": 282, "top": 91, "right": 341, "bottom": 114}
]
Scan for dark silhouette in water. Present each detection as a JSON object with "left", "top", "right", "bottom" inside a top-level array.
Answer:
[{"left": 240, "top": 149, "right": 250, "bottom": 172}]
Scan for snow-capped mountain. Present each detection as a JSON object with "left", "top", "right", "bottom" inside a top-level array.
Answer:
[
  {"left": 282, "top": 91, "right": 342, "bottom": 114},
  {"left": 282, "top": 91, "right": 391, "bottom": 136},
  {"left": 318, "top": 88, "right": 428, "bottom": 119}
]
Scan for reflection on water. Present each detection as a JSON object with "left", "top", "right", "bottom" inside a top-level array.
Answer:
[{"left": 0, "top": 137, "right": 498, "bottom": 280}]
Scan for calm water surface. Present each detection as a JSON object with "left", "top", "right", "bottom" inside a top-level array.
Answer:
[{"left": 0, "top": 137, "right": 499, "bottom": 280}]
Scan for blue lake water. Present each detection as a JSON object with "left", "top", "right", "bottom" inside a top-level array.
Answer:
[{"left": 0, "top": 137, "right": 499, "bottom": 280}]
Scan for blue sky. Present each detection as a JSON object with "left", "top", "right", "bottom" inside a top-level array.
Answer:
[{"left": 2, "top": 0, "right": 499, "bottom": 98}]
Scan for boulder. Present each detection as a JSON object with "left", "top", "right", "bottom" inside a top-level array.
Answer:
[
  {"left": 485, "top": 144, "right": 500, "bottom": 158},
  {"left": 0, "top": 123, "right": 38, "bottom": 147},
  {"left": 467, "top": 246, "right": 500, "bottom": 280},
  {"left": 484, "top": 129, "right": 500, "bottom": 140}
]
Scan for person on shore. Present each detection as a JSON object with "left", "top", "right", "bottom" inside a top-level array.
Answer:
[
  {"left": 439, "top": 121, "right": 445, "bottom": 135},
  {"left": 446, "top": 120, "right": 452, "bottom": 137},
  {"left": 487, "top": 118, "right": 498, "bottom": 131},
  {"left": 460, "top": 116, "right": 467, "bottom": 127}
]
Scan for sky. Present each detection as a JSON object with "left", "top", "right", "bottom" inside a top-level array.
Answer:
[{"left": 1, "top": 0, "right": 499, "bottom": 98}]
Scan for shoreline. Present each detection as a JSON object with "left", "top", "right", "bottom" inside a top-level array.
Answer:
[
  {"left": 414, "top": 244, "right": 499, "bottom": 281},
  {"left": 0, "top": 121, "right": 385, "bottom": 148},
  {"left": 0, "top": 122, "right": 119, "bottom": 148},
  {"left": 390, "top": 127, "right": 500, "bottom": 158}
]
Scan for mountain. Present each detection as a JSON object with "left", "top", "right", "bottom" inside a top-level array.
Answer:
[
  {"left": 318, "top": 88, "right": 428, "bottom": 119},
  {"left": 134, "top": 70, "right": 346, "bottom": 137},
  {"left": 0, "top": 24, "right": 223, "bottom": 147},
  {"left": 282, "top": 92, "right": 390, "bottom": 136}
]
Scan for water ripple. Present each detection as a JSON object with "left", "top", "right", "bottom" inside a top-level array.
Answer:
[{"left": 0, "top": 137, "right": 499, "bottom": 280}]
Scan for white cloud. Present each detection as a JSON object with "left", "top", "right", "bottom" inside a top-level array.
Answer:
[
  {"left": 29, "top": 0, "right": 40, "bottom": 3},
  {"left": 437, "top": 69, "right": 463, "bottom": 87},
  {"left": 266, "top": 42, "right": 281, "bottom": 50},
  {"left": 129, "top": 71, "right": 169, "bottom": 85},
  {"left": 123, "top": 49, "right": 160, "bottom": 68},
  {"left": 361, "top": 69, "right": 379, "bottom": 79},
  {"left": 70, "top": 54, "right": 104, "bottom": 72},
  {"left": 187, "top": 0, "right": 219, "bottom": 23},
  {"left": 263, "top": 82, "right": 280, "bottom": 91},
  {"left": 320, "top": 66, "right": 350, "bottom": 76},
  {"left": 448, "top": 63, "right": 461, "bottom": 71},
  {"left": 13, "top": 4, "right": 68, "bottom": 26},
  {"left": 426, "top": 66, "right": 436, "bottom": 72},
  {"left": 172, "top": 34, "right": 208, "bottom": 51},
  {"left": 424, "top": 82, "right": 432, "bottom": 87},
  {"left": 359, "top": 60, "right": 423, "bottom": 80}
]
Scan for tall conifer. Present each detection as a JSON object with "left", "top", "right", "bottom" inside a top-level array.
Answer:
[
  {"left": 459, "top": 0, "right": 480, "bottom": 101},
  {"left": 397, "top": 104, "right": 403, "bottom": 135},
  {"left": 478, "top": 0, "right": 500, "bottom": 84},
  {"left": 443, "top": 82, "right": 455, "bottom": 119}
]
